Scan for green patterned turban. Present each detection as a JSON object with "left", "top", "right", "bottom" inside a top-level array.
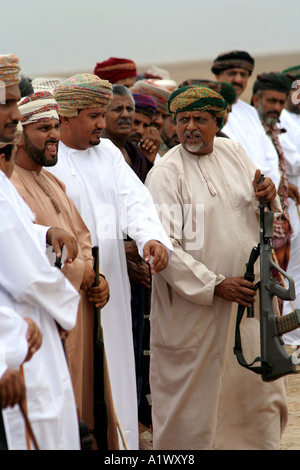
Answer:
[
  {"left": 53, "top": 73, "right": 113, "bottom": 117},
  {"left": 179, "top": 79, "right": 237, "bottom": 104},
  {"left": 168, "top": 85, "right": 228, "bottom": 129},
  {"left": 282, "top": 65, "right": 300, "bottom": 80}
]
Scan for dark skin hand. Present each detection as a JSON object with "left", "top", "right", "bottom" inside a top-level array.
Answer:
[
  {"left": 214, "top": 276, "right": 256, "bottom": 307},
  {"left": 143, "top": 240, "right": 169, "bottom": 275},
  {"left": 139, "top": 126, "right": 161, "bottom": 163},
  {"left": 46, "top": 227, "right": 78, "bottom": 264},
  {"left": 23, "top": 318, "right": 43, "bottom": 362},
  {"left": 125, "top": 240, "right": 151, "bottom": 288},
  {"left": 87, "top": 276, "right": 110, "bottom": 309},
  {"left": 125, "top": 240, "right": 141, "bottom": 263},
  {"left": 80, "top": 262, "right": 96, "bottom": 291},
  {"left": 127, "top": 258, "right": 151, "bottom": 289},
  {"left": 0, "top": 369, "right": 26, "bottom": 409},
  {"left": 252, "top": 169, "right": 277, "bottom": 204}
]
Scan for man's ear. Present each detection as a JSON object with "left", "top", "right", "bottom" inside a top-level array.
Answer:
[
  {"left": 17, "top": 131, "right": 25, "bottom": 148},
  {"left": 0, "top": 152, "right": 6, "bottom": 173},
  {"left": 252, "top": 93, "right": 260, "bottom": 109},
  {"left": 60, "top": 115, "right": 71, "bottom": 128}
]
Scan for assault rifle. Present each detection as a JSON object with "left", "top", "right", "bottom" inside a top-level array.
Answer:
[{"left": 234, "top": 175, "right": 300, "bottom": 382}]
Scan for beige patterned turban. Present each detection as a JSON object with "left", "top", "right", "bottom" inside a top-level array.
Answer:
[
  {"left": 18, "top": 91, "right": 59, "bottom": 126},
  {"left": 168, "top": 85, "right": 228, "bottom": 128},
  {"left": 0, "top": 54, "right": 21, "bottom": 87},
  {"left": 53, "top": 73, "right": 113, "bottom": 117}
]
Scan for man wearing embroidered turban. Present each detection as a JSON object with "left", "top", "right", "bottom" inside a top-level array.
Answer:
[
  {"left": 0, "top": 54, "right": 22, "bottom": 142},
  {"left": 0, "top": 57, "right": 83, "bottom": 450},
  {"left": 145, "top": 85, "right": 287, "bottom": 450},
  {"left": 252, "top": 73, "right": 297, "bottom": 314},
  {"left": 126, "top": 92, "right": 161, "bottom": 163},
  {"left": 211, "top": 50, "right": 281, "bottom": 190},
  {"left": 49, "top": 73, "right": 173, "bottom": 450},
  {"left": 131, "top": 79, "right": 179, "bottom": 159},
  {"left": 8, "top": 90, "right": 114, "bottom": 450},
  {"left": 255, "top": 71, "right": 300, "bottom": 346},
  {"left": 94, "top": 57, "right": 137, "bottom": 88}
]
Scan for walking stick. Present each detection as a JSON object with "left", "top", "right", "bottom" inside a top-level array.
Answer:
[
  {"left": 19, "top": 365, "right": 39, "bottom": 450},
  {"left": 18, "top": 402, "right": 39, "bottom": 450},
  {"left": 92, "top": 246, "right": 129, "bottom": 450},
  {"left": 0, "top": 402, "right": 8, "bottom": 450}
]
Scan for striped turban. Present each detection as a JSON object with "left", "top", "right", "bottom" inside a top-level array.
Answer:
[
  {"left": 0, "top": 54, "right": 21, "bottom": 87},
  {"left": 168, "top": 85, "right": 228, "bottom": 129},
  {"left": 131, "top": 79, "right": 171, "bottom": 113},
  {"left": 94, "top": 57, "right": 137, "bottom": 84},
  {"left": 211, "top": 50, "right": 254, "bottom": 76},
  {"left": 53, "top": 73, "right": 113, "bottom": 117},
  {"left": 132, "top": 93, "right": 157, "bottom": 119},
  {"left": 18, "top": 91, "right": 59, "bottom": 126}
]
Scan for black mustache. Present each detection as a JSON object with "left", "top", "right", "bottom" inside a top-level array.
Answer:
[{"left": 232, "top": 82, "right": 243, "bottom": 89}]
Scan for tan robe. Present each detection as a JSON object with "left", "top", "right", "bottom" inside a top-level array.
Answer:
[
  {"left": 145, "top": 137, "right": 288, "bottom": 450},
  {"left": 11, "top": 165, "right": 119, "bottom": 449}
]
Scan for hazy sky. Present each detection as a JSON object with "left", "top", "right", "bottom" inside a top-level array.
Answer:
[{"left": 1, "top": 0, "right": 299, "bottom": 77}]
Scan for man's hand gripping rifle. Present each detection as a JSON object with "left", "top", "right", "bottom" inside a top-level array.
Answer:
[{"left": 234, "top": 175, "right": 300, "bottom": 381}]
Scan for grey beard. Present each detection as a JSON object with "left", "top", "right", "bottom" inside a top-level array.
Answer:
[
  {"left": 257, "top": 102, "right": 279, "bottom": 126},
  {"left": 185, "top": 141, "right": 204, "bottom": 153}
]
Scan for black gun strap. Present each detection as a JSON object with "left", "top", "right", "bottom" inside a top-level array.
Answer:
[
  {"left": 234, "top": 303, "right": 270, "bottom": 375},
  {"left": 233, "top": 246, "right": 271, "bottom": 376}
]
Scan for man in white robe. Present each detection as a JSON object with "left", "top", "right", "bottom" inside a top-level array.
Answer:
[
  {"left": 274, "top": 66, "right": 300, "bottom": 344},
  {"left": 0, "top": 55, "right": 81, "bottom": 447},
  {"left": 211, "top": 50, "right": 281, "bottom": 189},
  {"left": 49, "top": 74, "right": 173, "bottom": 450},
  {"left": 145, "top": 85, "right": 288, "bottom": 450},
  {"left": 0, "top": 155, "right": 81, "bottom": 449}
]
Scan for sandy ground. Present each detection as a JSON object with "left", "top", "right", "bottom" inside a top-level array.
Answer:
[{"left": 280, "top": 347, "right": 300, "bottom": 450}]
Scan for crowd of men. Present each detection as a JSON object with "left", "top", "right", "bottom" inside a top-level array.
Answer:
[{"left": 1, "top": 49, "right": 300, "bottom": 451}]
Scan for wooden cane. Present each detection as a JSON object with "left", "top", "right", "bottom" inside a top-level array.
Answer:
[{"left": 19, "top": 366, "right": 39, "bottom": 450}]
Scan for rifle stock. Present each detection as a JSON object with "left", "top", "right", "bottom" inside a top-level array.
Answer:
[{"left": 234, "top": 175, "right": 300, "bottom": 381}]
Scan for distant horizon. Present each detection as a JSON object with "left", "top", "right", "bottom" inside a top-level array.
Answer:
[{"left": 24, "top": 49, "right": 300, "bottom": 79}]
